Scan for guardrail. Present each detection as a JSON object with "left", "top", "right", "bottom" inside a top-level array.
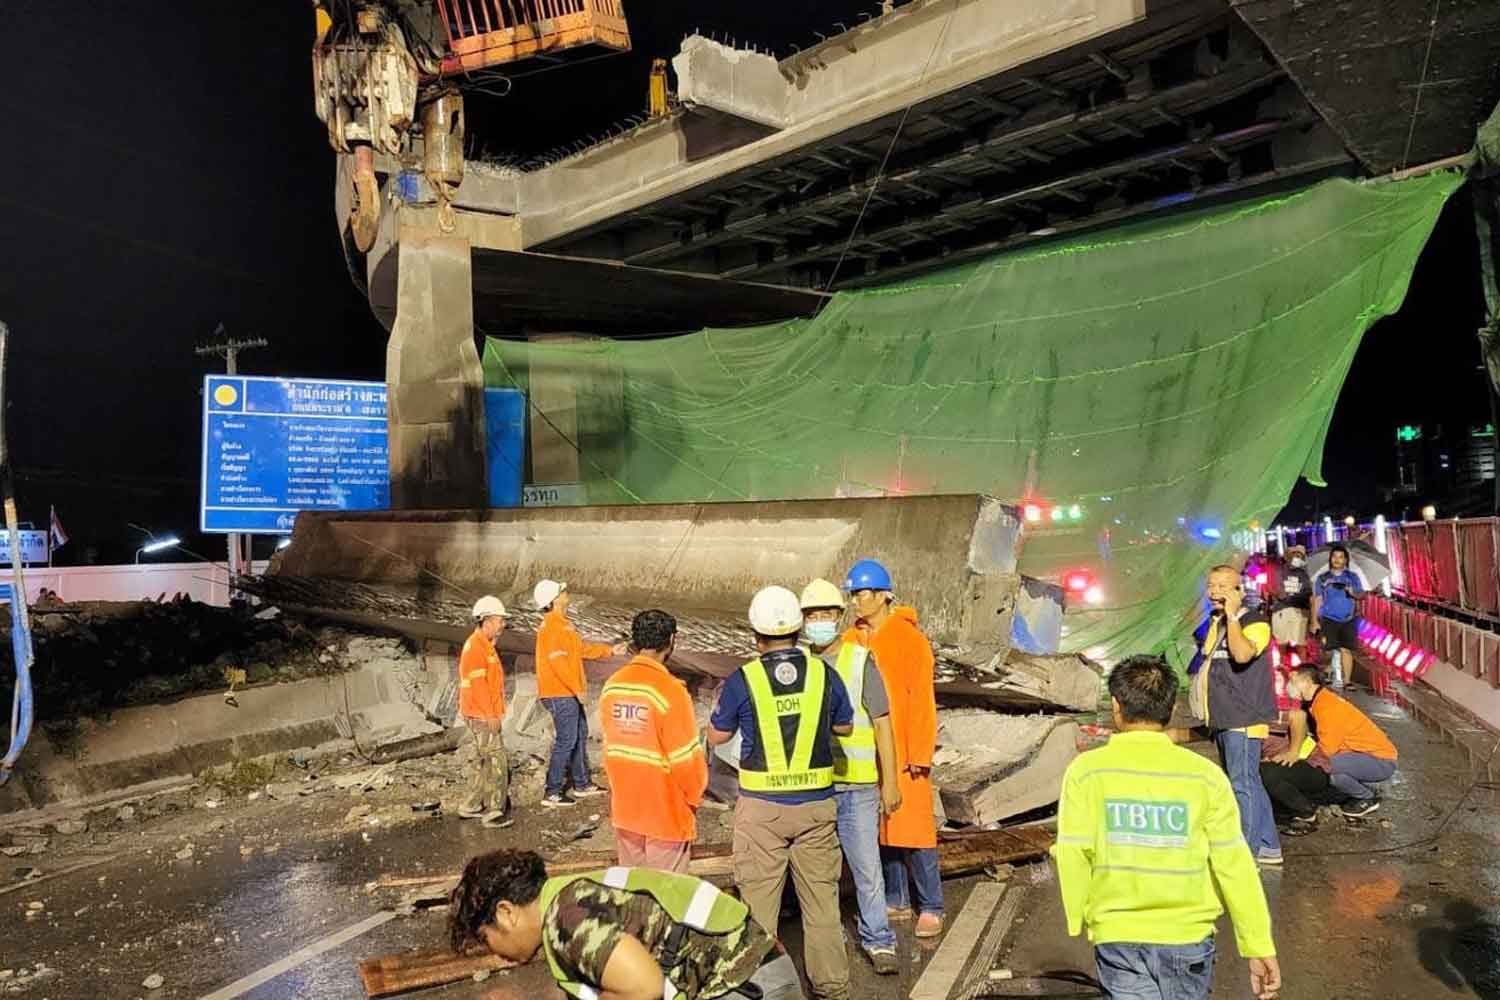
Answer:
[
  {"left": 433, "top": 0, "right": 629, "bottom": 75},
  {"left": 1386, "top": 517, "right": 1500, "bottom": 619},
  {"left": 0, "top": 561, "right": 267, "bottom": 608}
]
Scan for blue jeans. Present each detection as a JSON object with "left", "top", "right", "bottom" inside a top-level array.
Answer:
[
  {"left": 1329, "top": 751, "right": 1395, "bottom": 800},
  {"left": 1214, "top": 730, "right": 1280, "bottom": 858},
  {"left": 1095, "top": 939, "right": 1215, "bottom": 1000},
  {"left": 542, "top": 697, "right": 592, "bottom": 796},
  {"left": 881, "top": 845, "right": 943, "bottom": 917},
  {"left": 834, "top": 786, "right": 895, "bottom": 949}
]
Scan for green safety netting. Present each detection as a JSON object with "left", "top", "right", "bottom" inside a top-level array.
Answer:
[{"left": 485, "top": 174, "right": 1463, "bottom": 667}]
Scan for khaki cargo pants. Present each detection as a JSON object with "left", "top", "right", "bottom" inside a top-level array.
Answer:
[
  {"left": 461, "top": 718, "right": 510, "bottom": 813},
  {"left": 732, "top": 795, "right": 849, "bottom": 1000}
]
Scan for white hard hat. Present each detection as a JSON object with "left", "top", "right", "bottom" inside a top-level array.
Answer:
[
  {"left": 532, "top": 579, "right": 566, "bottom": 610},
  {"left": 749, "top": 586, "right": 803, "bottom": 636},
  {"left": 799, "top": 578, "right": 846, "bottom": 611},
  {"left": 472, "top": 595, "right": 508, "bottom": 620}
]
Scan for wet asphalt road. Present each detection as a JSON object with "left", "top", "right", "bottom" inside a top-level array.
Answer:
[{"left": 4, "top": 688, "right": 1498, "bottom": 1000}]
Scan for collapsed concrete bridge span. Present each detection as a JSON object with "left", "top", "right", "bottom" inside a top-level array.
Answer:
[{"left": 253, "top": 493, "right": 1099, "bottom": 710}]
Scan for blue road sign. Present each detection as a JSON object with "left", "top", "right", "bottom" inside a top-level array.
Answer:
[
  {"left": 0, "top": 531, "right": 49, "bottom": 565},
  {"left": 200, "top": 376, "right": 389, "bottom": 534}
]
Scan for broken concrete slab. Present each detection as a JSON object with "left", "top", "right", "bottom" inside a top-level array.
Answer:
[
  {"left": 933, "top": 710, "right": 1080, "bottom": 827},
  {"left": 937, "top": 652, "right": 1101, "bottom": 712}
]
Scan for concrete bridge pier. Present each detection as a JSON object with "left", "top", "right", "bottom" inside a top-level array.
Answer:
[{"left": 384, "top": 230, "right": 488, "bottom": 509}]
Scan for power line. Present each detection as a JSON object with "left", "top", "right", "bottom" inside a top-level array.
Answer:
[{"left": 194, "top": 325, "right": 269, "bottom": 578}]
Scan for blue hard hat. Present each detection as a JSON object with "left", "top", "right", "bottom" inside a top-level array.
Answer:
[{"left": 844, "top": 559, "right": 892, "bottom": 592}]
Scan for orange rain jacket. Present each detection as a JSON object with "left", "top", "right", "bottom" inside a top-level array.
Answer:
[
  {"left": 535, "top": 608, "right": 615, "bottom": 699},
  {"left": 845, "top": 606, "right": 938, "bottom": 848},
  {"left": 598, "top": 654, "right": 708, "bottom": 843},
  {"left": 458, "top": 627, "right": 506, "bottom": 722}
]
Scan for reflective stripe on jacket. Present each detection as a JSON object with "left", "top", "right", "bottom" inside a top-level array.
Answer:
[
  {"left": 1051, "top": 730, "right": 1275, "bottom": 958},
  {"left": 738, "top": 648, "right": 834, "bottom": 794},
  {"left": 599, "top": 656, "right": 707, "bottom": 841},
  {"left": 831, "top": 642, "right": 878, "bottom": 784},
  {"left": 536, "top": 608, "right": 615, "bottom": 699},
  {"left": 539, "top": 867, "right": 748, "bottom": 1000},
  {"left": 458, "top": 627, "right": 505, "bottom": 721}
]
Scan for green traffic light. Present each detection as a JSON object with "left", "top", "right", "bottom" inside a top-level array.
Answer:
[{"left": 1395, "top": 425, "right": 1421, "bottom": 443}]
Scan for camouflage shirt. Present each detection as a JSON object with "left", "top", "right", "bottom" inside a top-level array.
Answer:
[{"left": 543, "top": 880, "right": 774, "bottom": 1000}]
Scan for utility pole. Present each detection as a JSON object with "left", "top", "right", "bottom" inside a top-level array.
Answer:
[{"left": 195, "top": 324, "right": 268, "bottom": 578}]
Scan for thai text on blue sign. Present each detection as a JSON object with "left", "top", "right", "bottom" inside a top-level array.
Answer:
[{"left": 200, "top": 376, "right": 389, "bottom": 534}]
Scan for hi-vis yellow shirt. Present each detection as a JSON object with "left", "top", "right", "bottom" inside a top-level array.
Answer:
[{"left": 1051, "top": 730, "right": 1276, "bottom": 958}]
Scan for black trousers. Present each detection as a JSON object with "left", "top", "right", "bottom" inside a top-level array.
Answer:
[{"left": 1259, "top": 760, "right": 1342, "bottom": 819}]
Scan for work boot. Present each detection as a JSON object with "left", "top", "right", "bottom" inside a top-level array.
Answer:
[
  {"left": 865, "top": 947, "right": 898, "bottom": 975},
  {"left": 886, "top": 906, "right": 913, "bottom": 922},
  {"left": 914, "top": 913, "right": 943, "bottom": 938}
]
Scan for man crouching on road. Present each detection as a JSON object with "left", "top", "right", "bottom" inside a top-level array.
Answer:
[
  {"left": 1052, "top": 655, "right": 1282, "bottom": 1000},
  {"left": 449, "top": 848, "right": 803, "bottom": 1000}
]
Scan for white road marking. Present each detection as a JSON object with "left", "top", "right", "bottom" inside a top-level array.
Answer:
[
  {"left": 197, "top": 910, "right": 396, "bottom": 1000},
  {"left": 909, "top": 883, "right": 1008, "bottom": 1000}
]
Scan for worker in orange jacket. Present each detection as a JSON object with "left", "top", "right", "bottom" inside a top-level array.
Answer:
[
  {"left": 532, "top": 579, "right": 625, "bottom": 808},
  {"left": 598, "top": 609, "right": 707, "bottom": 873},
  {"left": 842, "top": 559, "right": 944, "bottom": 938},
  {"left": 459, "top": 595, "right": 511, "bottom": 826}
]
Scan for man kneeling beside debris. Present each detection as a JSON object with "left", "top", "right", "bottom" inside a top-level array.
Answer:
[{"left": 450, "top": 849, "right": 803, "bottom": 1000}]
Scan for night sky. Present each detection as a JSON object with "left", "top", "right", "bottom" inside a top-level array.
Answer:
[{"left": 0, "top": 2, "right": 1488, "bottom": 565}]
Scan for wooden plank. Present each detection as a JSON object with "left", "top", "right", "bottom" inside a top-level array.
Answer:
[
  {"left": 909, "top": 883, "right": 1007, "bottom": 1000},
  {"left": 372, "top": 828, "right": 1055, "bottom": 905},
  {"left": 359, "top": 946, "right": 518, "bottom": 998}
]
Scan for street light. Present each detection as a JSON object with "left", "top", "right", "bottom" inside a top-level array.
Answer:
[{"left": 135, "top": 536, "right": 181, "bottom": 564}]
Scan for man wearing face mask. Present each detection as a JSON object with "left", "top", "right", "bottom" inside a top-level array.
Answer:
[
  {"left": 800, "top": 578, "right": 903, "bottom": 975},
  {"left": 599, "top": 610, "right": 708, "bottom": 873},
  {"left": 1271, "top": 546, "right": 1312, "bottom": 659}
]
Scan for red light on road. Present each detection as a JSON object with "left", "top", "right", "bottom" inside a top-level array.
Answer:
[{"left": 1064, "top": 570, "right": 1093, "bottom": 593}]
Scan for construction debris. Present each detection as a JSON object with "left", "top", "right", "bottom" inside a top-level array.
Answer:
[
  {"left": 368, "top": 827, "right": 1055, "bottom": 910},
  {"left": 366, "top": 727, "right": 464, "bottom": 765},
  {"left": 247, "top": 495, "right": 1108, "bottom": 712},
  {"left": 356, "top": 827, "right": 1054, "bottom": 996},
  {"left": 0, "top": 596, "right": 377, "bottom": 726},
  {"left": 358, "top": 947, "right": 517, "bottom": 998},
  {"left": 933, "top": 711, "right": 1081, "bottom": 827},
  {"left": 936, "top": 653, "right": 1101, "bottom": 712}
]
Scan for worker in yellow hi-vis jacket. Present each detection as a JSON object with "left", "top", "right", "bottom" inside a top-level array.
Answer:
[{"left": 1051, "top": 655, "right": 1282, "bottom": 1000}]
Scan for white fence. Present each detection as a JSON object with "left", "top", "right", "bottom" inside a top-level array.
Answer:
[{"left": 0, "top": 561, "right": 269, "bottom": 608}]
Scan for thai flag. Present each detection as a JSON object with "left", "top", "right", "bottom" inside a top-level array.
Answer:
[{"left": 49, "top": 506, "right": 67, "bottom": 548}]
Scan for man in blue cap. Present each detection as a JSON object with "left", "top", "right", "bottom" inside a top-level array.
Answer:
[{"left": 840, "top": 559, "right": 945, "bottom": 938}]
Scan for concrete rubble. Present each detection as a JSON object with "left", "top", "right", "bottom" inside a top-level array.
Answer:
[{"left": 932, "top": 710, "right": 1081, "bottom": 827}]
